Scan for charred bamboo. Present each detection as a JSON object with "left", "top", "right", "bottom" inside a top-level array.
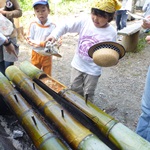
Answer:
[
  {"left": 5, "top": 66, "right": 112, "bottom": 150},
  {"left": 19, "top": 61, "right": 150, "bottom": 150},
  {"left": 0, "top": 73, "right": 68, "bottom": 150}
]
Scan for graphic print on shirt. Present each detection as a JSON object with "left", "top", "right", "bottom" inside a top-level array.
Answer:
[
  {"left": 78, "top": 35, "right": 109, "bottom": 61},
  {"left": 78, "top": 35, "right": 99, "bottom": 60}
]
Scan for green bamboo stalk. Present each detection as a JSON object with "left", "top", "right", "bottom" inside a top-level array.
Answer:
[
  {"left": 18, "top": 61, "right": 150, "bottom": 150},
  {"left": 19, "top": 61, "right": 66, "bottom": 93},
  {"left": 5, "top": 65, "right": 112, "bottom": 150},
  {"left": 59, "top": 89, "right": 150, "bottom": 150},
  {"left": 0, "top": 72, "right": 68, "bottom": 150},
  {"left": 18, "top": 61, "right": 45, "bottom": 79}
]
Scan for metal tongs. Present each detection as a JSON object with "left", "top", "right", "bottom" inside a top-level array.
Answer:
[{"left": 44, "top": 41, "right": 62, "bottom": 57}]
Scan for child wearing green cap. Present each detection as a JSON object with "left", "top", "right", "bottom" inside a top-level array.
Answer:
[{"left": 46, "top": 0, "right": 121, "bottom": 102}]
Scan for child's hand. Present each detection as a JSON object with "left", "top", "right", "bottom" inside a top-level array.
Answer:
[
  {"left": 46, "top": 36, "right": 56, "bottom": 43},
  {"left": 145, "top": 36, "right": 150, "bottom": 44}
]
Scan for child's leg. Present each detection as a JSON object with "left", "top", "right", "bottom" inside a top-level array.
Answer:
[
  {"left": 42, "top": 56, "right": 52, "bottom": 76},
  {"left": 83, "top": 74, "right": 100, "bottom": 102},
  {"left": 31, "top": 50, "right": 42, "bottom": 69},
  {"left": 70, "top": 67, "right": 84, "bottom": 96},
  {"left": 42, "top": 65, "right": 52, "bottom": 76}
]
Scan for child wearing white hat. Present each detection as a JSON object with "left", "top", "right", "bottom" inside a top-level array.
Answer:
[{"left": 46, "top": 0, "right": 122, "bottom": 102}]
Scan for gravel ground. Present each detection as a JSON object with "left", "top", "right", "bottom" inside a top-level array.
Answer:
[{"left": 0, "top": 13, "right": 150, "bottom": 149}]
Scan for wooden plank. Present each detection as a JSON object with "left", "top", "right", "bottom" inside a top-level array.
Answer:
[{"left": 117, "top": 23, "right": 141, "bottom": 36}]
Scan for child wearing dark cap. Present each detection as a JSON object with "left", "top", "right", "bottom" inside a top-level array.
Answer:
[{"left": 26, "top": 0, "right": 55, "bottom": 76}]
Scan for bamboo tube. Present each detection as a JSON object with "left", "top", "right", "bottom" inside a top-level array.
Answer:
[
  {"left": 5, "top": 66, "right": 112, "bottom": 150},
  {"left": 0, "top": 73, "right": 68, "bottom": 150},
  {"left": 19, "top": 61, "right": 66, "bottom": 93},
  {"left": 59, "top": 89, "right": 150, "bottom": 150},
  {"left": 19, "top": 61, "right": 45, "bottom": 79},
  {"left": 19, "top": 61, "right": 150, "bottom": 150}
]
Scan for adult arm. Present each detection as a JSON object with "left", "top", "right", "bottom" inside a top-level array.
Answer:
[
  {"left": 0, "top": 0, "right": 22, "bottom": 19},
  {"left": 143, "top": 15, "right": 150, "bottom": 29},
  {"left": 142, "top": 15, "right": 150, "bottom": 44},
  {"left": 0, "top": 33, "right": 17, "bottom": 57}
]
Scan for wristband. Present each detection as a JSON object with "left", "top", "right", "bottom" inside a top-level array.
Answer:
[{"left": 3, "top": 38, "right": 11, "bottom": 47}]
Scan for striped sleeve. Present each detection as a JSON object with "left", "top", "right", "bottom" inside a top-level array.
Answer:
[{"left": 25, "top": 22, "right": 45, "bottom": 48}]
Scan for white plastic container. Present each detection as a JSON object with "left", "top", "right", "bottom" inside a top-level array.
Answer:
[{"left": 0, "top": 13, "right": 13, "bottom": 36}]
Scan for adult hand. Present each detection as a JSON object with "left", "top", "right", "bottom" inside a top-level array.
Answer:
[
  {"left": 145, "top": 36, "right": 150, "bottom": 44},
  {"left": 142, "top": 15, "right": 150, "bottom": 29},
  {"left": 5, "top": 43, "right": 18, "bottom": 58},
  {"left": 0, "top": 10, "right": 6, "bottom": 16}
]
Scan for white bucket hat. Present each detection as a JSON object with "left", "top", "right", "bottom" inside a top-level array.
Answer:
[{"left": 88, "top": 41, "right": 125, "bottom": 67}]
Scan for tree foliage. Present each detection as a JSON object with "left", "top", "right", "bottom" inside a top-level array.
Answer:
[
  {"left": 18, "top": 0, "right": 89, "bottom": 12},
  {"left": 18, "top": 0, "right": 32, "bottom": 11}
]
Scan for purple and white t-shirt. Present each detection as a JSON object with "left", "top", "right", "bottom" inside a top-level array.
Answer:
[{"left": 51, "top": 15, "right": 117, "bottom": 76}]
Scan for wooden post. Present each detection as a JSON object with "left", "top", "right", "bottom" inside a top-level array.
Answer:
[
  {"left": 14, "top": 18, "right": 20, "bottom": 28},
  {"left": 117, "top": 23, "right": 141, "bottom": 52},
  {"left": 120, "top": 31, "right": 140, "bottom": 52},
  {"left": 14, "top": 18, "right": 24, "bottom": 41}
]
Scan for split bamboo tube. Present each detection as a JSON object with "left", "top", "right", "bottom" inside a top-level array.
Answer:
[
  {"left": 19, "top": 61, "right": 150, "bottom": 150},
  {"left": 5, "top": 66, "right": 111, "bottom": 150},
  {"left": 19, "top": 61, "right": 66, "bottom": 93},
  {"left": 0, "top": 73, "right": 68, "bottom": 150}
]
